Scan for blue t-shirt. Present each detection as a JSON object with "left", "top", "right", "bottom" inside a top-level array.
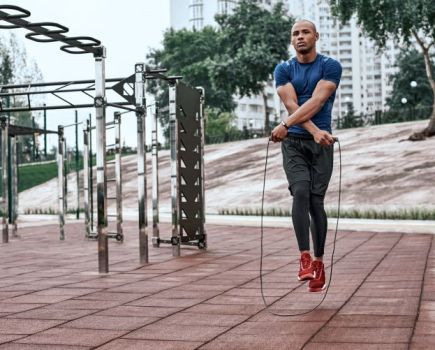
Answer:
[{"left": 274, "top": 54, "right": 342, "bottom": 135}]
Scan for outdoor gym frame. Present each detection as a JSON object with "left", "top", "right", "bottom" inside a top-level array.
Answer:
[
  {"left": 0, "top": 118, "right": 59, "bottom": 242},
  {"left": 0, "top": 5, "right": 206, "bottom": 273}
]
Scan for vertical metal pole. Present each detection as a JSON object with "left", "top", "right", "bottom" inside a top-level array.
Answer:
[
  {"left": 83, "top": 120, "right": 91, "bottom": 238},
  {"left": 135, "top": 63, "right": 148, "bottom": 264},
  {"left": 32, "top": 116, "right": 36, "bottom": 162},
  {"left": 169, "top": 83, "right": 180, "bottom": 257},
  {"left": 10, "top": 136, "right": 17, "bottom": 237},
  {"left": 1, "top": 117, "right": 9, "bottom": 243},
  {"left": 43, "top": 104, "right": 47, "bottom": 159},
  {"left": 15, "top": 140, "right": 19, "bottom": 232},
  {"left": 64, "top": 139, "right": 68, "bottom": 212},
  {"left": 6, "top": 98, "right": 11, "bottom": 227},
  {"left": 198, "top": 87, "right": 206, "bottom": 248},
  {"left": 152, "top": 103, "right": 160, "bottom": 247},
  {"left": 95, "top": 47, "right": 108, "bottom": 273},
  {"left": 57, "top": 126, "right": 65, "bottom": 240},
  {"left": 89, "top": 114, "right": 94, "bottom": 231},
  {"left": 114, "top": 112, "right": 123, "bottom": 239},
  {"left": 75, "top": 110, "right": 80, "bottom": 219}
]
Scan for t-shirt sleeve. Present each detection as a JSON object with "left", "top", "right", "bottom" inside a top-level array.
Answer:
[
  {"left": 322, "top": 59, "right": 342, "bottom": 87},
  {"left": 274, "top": 63, "right": 290, "bottom": 88}
]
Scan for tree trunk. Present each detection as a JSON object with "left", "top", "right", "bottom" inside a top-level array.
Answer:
[
  {"left": 409, "top": 32, "right": 435, "bottom": 141},
  {"left": 262, "top": 88, "right": 269, "bottom": 135}
]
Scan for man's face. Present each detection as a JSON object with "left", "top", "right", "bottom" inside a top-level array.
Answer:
[{"left": 291, "top": 21, "right": 318, "bottom": 54}]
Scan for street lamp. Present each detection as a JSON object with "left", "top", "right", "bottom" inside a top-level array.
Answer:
[
  {"left": 410, "top": 80, "right": 418, "bottom": 120},
  {"left": 401, "top": 97, "right": 408, "bottom": 122},
  {"left": 249, "top": 119, "right": 254, "bottom": 138}
]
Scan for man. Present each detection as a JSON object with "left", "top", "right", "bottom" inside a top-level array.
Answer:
[{"left": 271, "top": 19, "right": 342, "bottom": 292}]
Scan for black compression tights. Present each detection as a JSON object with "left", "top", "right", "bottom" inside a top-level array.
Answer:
[{"left": 291, "top": 181, "right": 327, "bottom": 257}]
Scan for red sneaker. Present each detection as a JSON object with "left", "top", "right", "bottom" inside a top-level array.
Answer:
[
  {"left": 308, "top": 260, "right": 326, "bottom": 292},
  {"left": 298, "top": 252, "right": 314, "bottom": 281}
]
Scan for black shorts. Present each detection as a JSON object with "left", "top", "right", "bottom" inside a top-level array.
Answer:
[{"left": 281, "top": 134, "right": 334, "bottom": 196}]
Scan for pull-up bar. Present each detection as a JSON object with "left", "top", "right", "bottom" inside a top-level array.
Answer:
[{"left": 0, "top": 5, "right": 102, "bottom": 56}]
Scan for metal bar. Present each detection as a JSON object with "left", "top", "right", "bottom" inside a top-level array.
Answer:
[
  {"left": 32, "top": 116, "right": 36, "bottom": 161},
  {"left": 10, "top": 136, "right": 17, "bottom": 237},
  {"left": 95, "top": 48, "right": 108, "bottom": 273},
  {"left": 89, "top": 114, "right": 94, "bottom": 232},
  {"left": 114, "top": 112, "right": 123, "bottom": 241},
  {"left": 57, "top": 126, "right": 65, "bottom": 240},
  {"left": 7, "top": 115, "right": 12, "bottom": 224},
  {"left": 198, "top": 87, "right": 207, "bottom": 248},
  {"left": 144, "top": 71, "right": 182, "bottom": 83},
  {"left": 14, "top": 139, "right": 19, "bottom": 234},
  {"left": 135, "top": 63, "right": 148, "bottom": 264},
  {"left": 52, "top": 92, "right": 76, "bottom": 107},
  {"left": 0, "top": 101, "right": 131, "bottom": 113},
  {"left": 0, "top": 8, "right": 101, "bottom": 55},
  {"left": 169, "top": 83, "right": 180, "bottom": 257},
  {"left": 64, "top": 138, "right": 68, "bottom": 212},
  {"left": 75, "top": 110, "right": 79, "bottom": 220},
  {"left": 105, "top": 102, "right": 137, "bottom": 112},
  {"left": 43, "top": 104, "right": 47, "bottom": 158},
  {"left": 1, "top": 117, "right": 9, "bottom": 243},
  {"left": 152, "top": 103, "right": 160, "bottom": 247},
  {"left": 0, "top": 84, "right": 122, "bottom": 98},
  {"left": 0, "top": 77, "right": 124, "bottom": 90},
  {"left": 63, "top": 121, "right": 83, "bottom": 128},
  {"left": 0, "top": 72, "right": 177, "bottom": 93},
  {"left": 83, "top": 119, "right": 91, "bottom": 238}
]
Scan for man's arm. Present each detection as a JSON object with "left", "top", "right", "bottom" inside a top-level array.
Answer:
[
  {"left": 282, "top": 79, "right": 337, "bottom": 127},
  {"left": 273, "top": 80, "right": 337, "bottom": 144},
  {"left": 276, "top": 83, "right": 321, "bottom": 133}
]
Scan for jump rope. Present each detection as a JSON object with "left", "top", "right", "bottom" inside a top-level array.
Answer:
[{"left": 259, "top": 137, "right": 342, "bottom": 317}]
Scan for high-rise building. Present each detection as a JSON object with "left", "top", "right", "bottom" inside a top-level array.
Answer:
[
  {"left": 169, "top": 0, "right": 281, "bottom": 132},
  {"left": 287, "top": 0, "right": 399, "bottom": 122}
]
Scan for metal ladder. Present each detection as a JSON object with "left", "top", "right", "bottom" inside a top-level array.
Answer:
[{"left": 84, "top": 112, "right": 123, "bottom": 241}]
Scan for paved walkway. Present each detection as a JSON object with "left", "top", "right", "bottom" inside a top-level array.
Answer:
[{"left": 0, "top": 221, "right": 434, "bottom": 349}]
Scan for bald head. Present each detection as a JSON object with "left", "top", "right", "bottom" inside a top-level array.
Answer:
[{"left": 292, "top": 19, "right": 317, "bottom": 33}]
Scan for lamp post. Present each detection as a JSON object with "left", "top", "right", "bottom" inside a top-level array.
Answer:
[
  {"left": 401, "top": 97, "right": 408, "bottom": 122},
  {"left": 410, "top": 80, "right": 417, "bottom": 120}
]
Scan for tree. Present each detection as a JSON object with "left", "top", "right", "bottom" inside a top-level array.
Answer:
[
  {"left": 0, "top": 52, "right": 13, "bottom": 85},
  {"left": 330, "top": 0, "right": 435, "bottom": 140},
  {"left": 340, "top": 102, "right": 362, "bottom": 129},
  {"left": 212, "top": 0, "right": 293, "bottom": 133},
  {"left": 386, "top": 48, "right": 434, "bottom": 112},
  {"left": 205, "top": 108, "right": 241, "bottom": 143},
  {"left": 0, "top": 33, "right": 43, "bottom": 85},
  {"left": 0, "top": 33, "right": 43, "bottom": 158},
  {"left": 147, "top": 26, "right": 236, "bottom": 139}
]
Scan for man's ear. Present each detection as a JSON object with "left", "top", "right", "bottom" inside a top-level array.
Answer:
[{"left": 315, "top": 32, "right": 319, "bottom": 41}]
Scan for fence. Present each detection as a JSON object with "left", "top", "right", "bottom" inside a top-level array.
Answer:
[{"left": 335, "top": 105, "right": 433, "bottom": 129}]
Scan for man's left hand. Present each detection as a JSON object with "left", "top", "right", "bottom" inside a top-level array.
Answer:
[
  {"left": 270, "top": 123, "right": 288, "bottom": 142},
  {"left": 313, "top": 130, "right": 335, "bottom": 146}
]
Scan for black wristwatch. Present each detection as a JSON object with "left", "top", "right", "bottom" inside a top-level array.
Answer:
[{"left": 280, "top": 120, "right": 287, "bottom": 128}]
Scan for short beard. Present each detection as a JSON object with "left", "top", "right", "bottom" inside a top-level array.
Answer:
[{"left": 296, "top": 46, "right": 313, "bottom": 55}]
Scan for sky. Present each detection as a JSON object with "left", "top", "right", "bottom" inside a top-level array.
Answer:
[{"left": 2, "top": 0, "right": 170, "bottom": 151}]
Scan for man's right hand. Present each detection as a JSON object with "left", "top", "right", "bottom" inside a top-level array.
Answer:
[
  {"left": 313, "top": 130, "right": 335, "bottom": 146},
  {"left": 270, "top": 123, "right": 288, "bottom": 142}
]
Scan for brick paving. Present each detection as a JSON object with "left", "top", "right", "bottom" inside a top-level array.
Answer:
[{"left": 0, "top": 220, "right": 434, "bottom": 349}]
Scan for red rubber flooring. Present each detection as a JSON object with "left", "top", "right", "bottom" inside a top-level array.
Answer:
[{"left": 0, "top": 221, "right": 434, "bottom": 349}]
